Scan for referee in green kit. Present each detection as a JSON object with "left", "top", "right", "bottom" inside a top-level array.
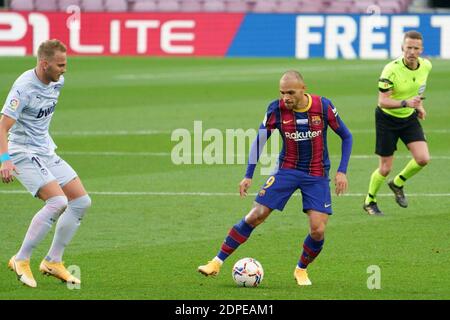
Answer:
[{"left": 363, "top": 30, "right": 432, "bottom": 216}]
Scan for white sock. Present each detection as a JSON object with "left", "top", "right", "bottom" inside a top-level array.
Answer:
[
  {"left": 213, "top": 257, "right": 224, "bottom": 265},
  {"left": 46, "top": 195, "right": 91, "bottom": 262},
  {"left": 16, "top": 196, "right": 68, "bottom": 261}
]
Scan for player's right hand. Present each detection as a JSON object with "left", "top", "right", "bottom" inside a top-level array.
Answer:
[
  {"left": 406, "top": 96, "right": 422, "bottom": 109},
  {"left": 0, "top": 160, "right": 18, "bottom": 183},
  {"left": 239, "top": 178, "right": 252, "bottom": 198}
]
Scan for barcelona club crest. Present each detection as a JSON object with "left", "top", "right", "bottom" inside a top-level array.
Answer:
[
  {"left": 311, "top": 115, "right": 321, "bottom": 126},
  {"left": 258, "top": 189, "right": 266, "bottom": 197}
]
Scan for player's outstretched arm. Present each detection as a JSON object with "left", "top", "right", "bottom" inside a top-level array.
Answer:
[{"left": 0, "top": 115, "right": 19, "bottom": 183}]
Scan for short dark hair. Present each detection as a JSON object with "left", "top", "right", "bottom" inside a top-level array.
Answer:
[
  {"left": 37, "top": 39, "right": 67, "bottom": 61},
  {"left": 403, "top": 30, "right": 423, "bottom": 41},
  {"left": 282, "top": 70, "right": 304, "bottom": 82}
]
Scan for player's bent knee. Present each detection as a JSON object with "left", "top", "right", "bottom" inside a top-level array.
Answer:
[
  {"left": 416, "top": 157, "right": 430, "bottom": 166},
  {"left": 379, "top": 167, "right": 391, "bottom": 176},
  {"left": 245, "top": 213, "right": 262, "bottom": 227},
  {"left": 67, "top": 195, "right": 91, "bottom": 222},
  {"left": 82, "top": 194, "right": 92, "bottom": 209},
  {"left": 71, "top": 194, "right": 92, "bottom": 210},
  {"left": 46, "top": 195, "right": 69, "bottom": 215},
  {"left": 310, "top": 225, "right": 326, "bottom": 240},
  {"left": 310, "top": 230, "right": 325, "bottom": 241},
  {"left": 379, "top": 159, "right": 393, "bottom": 176},
  {"left": 246, "top": 205, "right": 270, "bottom": 227}
]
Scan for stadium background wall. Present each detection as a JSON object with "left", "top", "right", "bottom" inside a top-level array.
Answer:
[{"left": 0, "top": 12, "right": 449, "bottom": 58}]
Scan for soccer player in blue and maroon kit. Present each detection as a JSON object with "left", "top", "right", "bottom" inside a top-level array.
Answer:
[{"left": 198, "top": 71, "right": 352, "bottom": 285}]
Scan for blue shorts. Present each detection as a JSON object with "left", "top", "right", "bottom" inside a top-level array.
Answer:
[{"left": 255, "top": 169, "right": 332, "bottom": 214}]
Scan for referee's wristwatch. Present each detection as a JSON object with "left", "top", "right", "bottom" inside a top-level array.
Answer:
[{"left": 401, "top": 100, "right": 408, "bottom": 108}]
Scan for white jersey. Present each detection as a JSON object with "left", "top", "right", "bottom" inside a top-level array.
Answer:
[{"left": 1, "top": 69, "right": 64, "bottom": 155}]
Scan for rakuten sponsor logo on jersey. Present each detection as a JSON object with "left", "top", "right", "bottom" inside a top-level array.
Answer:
[{"left": 284, "top": 130, "right": 322, "bottom": 141}]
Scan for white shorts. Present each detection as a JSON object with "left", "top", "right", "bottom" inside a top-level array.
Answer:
[{"left": 11, "top": 152, "right": 78, "bottom": 197}]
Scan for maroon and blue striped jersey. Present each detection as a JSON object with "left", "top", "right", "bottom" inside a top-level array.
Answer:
[{"left": 245, "top": 94, "right": 352, "bottom": 178}]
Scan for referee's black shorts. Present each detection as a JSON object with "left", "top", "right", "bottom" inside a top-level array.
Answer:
[{"left": 375, "top": 107, "right": 426, "bottom": 157}]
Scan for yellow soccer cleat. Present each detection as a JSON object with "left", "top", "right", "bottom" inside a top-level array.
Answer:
[
  {"left": 198, "top": 260, "right": 222, "bottom": 277},
  {"left": 39, "top": 259, "right": 81, "bottom": 284},
  {"left": 8, "top": 255, "right": 37, "bottom": 288},
  {"left": 294, "top": 267, "right": 312, "bottom": 286}
]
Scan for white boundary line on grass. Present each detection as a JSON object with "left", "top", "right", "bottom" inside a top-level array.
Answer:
[
  {"left": 57, "top": 151, "right": 450, "bottom": 160},
  {"left": 350, "top": 129, "right": 450, "bottom": 134},
  {"left": 1, "top": 190, "right": 449, "bottom": 197},
  {"left": 51, "top": 129, "right": 450, "bottom": 136},
  {"left": 59, "top": 151, "right": 170, "bottom": 156},
  {"left": 52, "top": 130, "right": 171, "bottom": 136}
]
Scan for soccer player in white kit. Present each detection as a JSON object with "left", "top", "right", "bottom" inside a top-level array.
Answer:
[{"left": 0, "top": 39, "right": 91, "bottom": 288}]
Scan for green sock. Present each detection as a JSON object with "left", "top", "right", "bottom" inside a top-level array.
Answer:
[
  {"left": 393, "top": 159, "right": 424, "bottom": 187},
  {"left": 365, "top": 169, "right": 386, "bottom": 204}
]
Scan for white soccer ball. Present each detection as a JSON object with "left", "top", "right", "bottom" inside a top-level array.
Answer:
[{"left": 232, "top": 257, "right": 264, "bottom": 287}]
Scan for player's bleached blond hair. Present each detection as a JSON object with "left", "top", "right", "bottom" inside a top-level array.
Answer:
[{"left": 37, "top": 39, "right": 67, "bottom": 61}]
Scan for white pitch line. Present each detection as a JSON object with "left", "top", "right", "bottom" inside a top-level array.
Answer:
[
  {"left": 52, "top": 130, "right": 170, "bottom": 136},
  {"left": 56, "top": 151, "right": 450, "bottom": 160},
  {"left": 0, "top": 190, "right": 449, "bottom": 197},
  {"left": 50, "top": 129, "right": 450, "bottom": 136},
  {"left": 59, "top": 151, "right": 170, "bottom": 157},
  {"left": 350, "top": 129, "right": 450, "bottom": 134},
  {"left": 348, "top": 155, "right": 450, "bottom": 160}
]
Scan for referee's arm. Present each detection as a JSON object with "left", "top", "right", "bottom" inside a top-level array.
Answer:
[{"left": 378, "top": 90, "right": 422, "bottom": 109}]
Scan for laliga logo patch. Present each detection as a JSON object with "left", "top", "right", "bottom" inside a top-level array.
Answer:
[
  {"left": 41, "top": 168, "right": 48, "bottom": 176},
  {"left": 311, "top": 115, "right": 321, "bottom": 125},
  {"left": 9, "top": 98, "right": 19, "bottom": 110}
]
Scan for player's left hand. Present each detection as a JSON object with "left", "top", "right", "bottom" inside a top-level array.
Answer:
[
  {"left": 0, "top": 160, "right": 18, "bottom": 184},
  {"left": 334, "top": 172, "right": 348, "bottom": 196},
  {"left": 416, "top": 106, "right": 426, "bottom": 120}
]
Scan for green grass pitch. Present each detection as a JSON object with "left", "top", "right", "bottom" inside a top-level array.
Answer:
[{"left": 0, "top": 57, "right": 449, "bottom": 300}]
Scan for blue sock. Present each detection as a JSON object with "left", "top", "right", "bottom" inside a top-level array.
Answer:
[
  {"left": 217, "top": 218, "right": 254, "bottom": 261},
  {"left": 298, "top": 234, "right": 324, "bottom": 269}
]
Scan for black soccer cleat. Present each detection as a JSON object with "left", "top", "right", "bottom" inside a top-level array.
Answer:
[
  {"left": 388, "top": 180, "right": 408, "bottom": 208},
  {"left": 363, "top": 202, "right": 384, "bottom": 216}
]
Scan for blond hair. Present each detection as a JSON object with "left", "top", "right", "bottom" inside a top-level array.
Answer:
[{"left": 37, "top": 39, "right": 67, "bottom": 61}]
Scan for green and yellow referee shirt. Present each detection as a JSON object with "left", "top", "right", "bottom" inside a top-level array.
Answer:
[{"left": 378, "top": 56, "right": 432, "bottom": 118}]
